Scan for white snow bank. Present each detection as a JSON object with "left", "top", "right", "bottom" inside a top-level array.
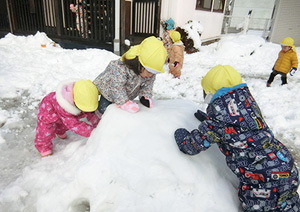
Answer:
[
  {"left": 216, "top": 34, "right": 266, "bottom": 58},
  {"left": 1, "top": 100, "right": 239, "bottom": 212}
]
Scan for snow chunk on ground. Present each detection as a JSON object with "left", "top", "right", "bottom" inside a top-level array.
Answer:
[{"left": 216, "top": 34, "right": 265, "bottom": 58}]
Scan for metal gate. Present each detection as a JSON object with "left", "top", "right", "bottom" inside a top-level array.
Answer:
[
  {"left": 132, "top": 0, "right": 160, "bottom": 36},
  {"left": 0, "top": 1, "right": 10, "bottom": 32},
  {"left": 2, "top": 0, "right": 115, "bottom": 50}
]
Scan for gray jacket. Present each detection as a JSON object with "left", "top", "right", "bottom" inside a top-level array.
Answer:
[{"left": 93, "top": 59, "right": 156, "bottom": 105}]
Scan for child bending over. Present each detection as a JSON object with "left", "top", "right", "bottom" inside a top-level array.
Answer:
[
  {"left": 93, "top": 36, "right": 167, "bottom": 115},
  {"left": 35, "top": 80, "right": 100, "bottom": 157},
  {"left": 175, "top": 65, "right": 300, "bottom": 211}
]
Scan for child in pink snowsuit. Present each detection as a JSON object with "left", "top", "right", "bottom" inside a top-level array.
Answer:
[{"left": 34, "top": 80, "right": 100, "bottom": 157}]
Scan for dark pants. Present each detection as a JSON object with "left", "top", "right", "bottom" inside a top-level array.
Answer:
[
  {"left": 97, "top": 95, "right": 112, "bottom": 114},
  {"left": 267, "top": 70, "right": 287, "bottom": 85}
]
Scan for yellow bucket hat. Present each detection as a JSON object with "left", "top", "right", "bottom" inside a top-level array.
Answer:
[
  {"left": 121, "top": 36, "right": 167, "bottom": 73},
  {"left": 169, "top": 30, "right": 181, "bottom": 43},
  {"left": 201, "top": 65, "right": 243, "bottom": 94},
  {"left": 73, "top": 80, "right": 99, "bottom": 112},
  {"left": 281, "top": 37, "right": 296, "bottom": 52}
]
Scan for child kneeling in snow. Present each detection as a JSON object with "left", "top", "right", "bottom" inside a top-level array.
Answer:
[
  {"left": 93, "top": 36, "right": 167, "bottom": 114},
  {"left": 35, "top": 80, "right": 100, "bottom": 157},
  {"left": 174, "top": 65, "right": 300, "bottom": 211}
]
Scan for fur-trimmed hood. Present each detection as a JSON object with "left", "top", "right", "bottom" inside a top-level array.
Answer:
[
  {"left": 56, "top": 80, "right": 81, "bottom": 115},
  {"left": 173, "top": 41, "right": 184, "bottom": 46}
]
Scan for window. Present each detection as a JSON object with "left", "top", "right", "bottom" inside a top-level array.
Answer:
[{"left": 196, "top": 0, "right": 225, "bottom": 13}]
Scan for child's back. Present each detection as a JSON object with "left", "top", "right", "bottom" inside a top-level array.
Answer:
[
  {"left": 175, "top": 65, "right": 300, "bottom": 211},
  {"left": 168, "top": 30, "right": 184, "bottom": 78}
]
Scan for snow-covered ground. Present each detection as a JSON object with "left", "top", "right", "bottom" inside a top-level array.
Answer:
[{"left": 0, "top": 31, "right": 300, "bottom": 212}]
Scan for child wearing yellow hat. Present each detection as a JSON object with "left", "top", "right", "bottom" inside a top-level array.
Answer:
[
  {"left": 93, "top": 36, "right": 167, "bottom": 114},
  {"left": 267, "top": 37, "right": 298, "bottom": 87},
  {"left": 174, "top": 65, "right": 300, "bottom": 211},
  {"left": 168, "top": 30, "right": 184, "bottom": 78},
  {"left": 34, "top": 80, "right": 100, "bottom": 157},
  {"left": 161, "top": 18, "right": 175, "bottom": 55}
]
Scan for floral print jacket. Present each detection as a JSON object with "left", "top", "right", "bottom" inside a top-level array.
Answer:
[{"left": 93, "top": 59, "right": 156, "bottom": 105}]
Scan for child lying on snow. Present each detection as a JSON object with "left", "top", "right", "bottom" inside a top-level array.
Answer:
[
  {"left": 174, "top": 65, "right": 300, "bottom": 211},
  {"left": 34, "top": 80, "right": 100, "bottom": 157}
]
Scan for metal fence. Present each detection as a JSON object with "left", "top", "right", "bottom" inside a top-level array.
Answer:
[
  {"left": 1, "top": 0, "right": 115, "bottom": 50},
  {"left": 0, "top": 1, "right": 10, "bottom": 31},
  {"left": 132, "top": 0, "right": 160, "bottom": 36}
]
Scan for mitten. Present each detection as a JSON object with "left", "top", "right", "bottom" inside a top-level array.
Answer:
[
  {"left": 173, "top": 61, "right": 179, "bottom": 68},
  {"left": 174, "top": 128, "right": 190, "bottom": 152},
  {"left": 290, "top": 67, "right": 297, "bottom": 76},
  {"left": 140, "top": 96, "right": 153, "bottom": 108},
  {"left": 70, "top": 4, "right": 76, "bottom": 12},
  {"left": 116, "top": 100, "right": 139, "bottom": 113},
  {"left": 194, "top": 110, "right": 207, "bottom": 121}
]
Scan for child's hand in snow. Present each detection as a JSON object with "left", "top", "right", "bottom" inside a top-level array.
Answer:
[
  {"left": 116, "top": 101, "right": 139, "bottom": 113},
  {"left": 174, "top": 128, "right": 190, "bottom": 152}
]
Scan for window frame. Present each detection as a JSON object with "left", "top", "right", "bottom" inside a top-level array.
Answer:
[{"left": 195, "top": 0, "right": 225, "bottom": 13}]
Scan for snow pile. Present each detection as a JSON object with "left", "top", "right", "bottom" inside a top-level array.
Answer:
[
  {"left": 0, "top": 100, "right": 239, "bottom": 212},
  {"left": 181, "top": 20, "right": 204, "bottom": 50},
  {"left": 216, "top": 34, "right": 266, "bottom": 57}
]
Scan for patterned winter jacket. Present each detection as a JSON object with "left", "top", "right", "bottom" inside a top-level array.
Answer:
[
  {"left": 36, "top": 81, "right": 99, "bottom": 138},
  {"left": 93, "top": 59, "right": 155, "bottom": 105},
  {"left": 162, "top": 29, "right": 172, "bottom": 55},
  {"left": 274, "top": 49, "right": 298, "bottom": 74},
  {"left": 176, "top": 83, "right": 297, "bottom": 186}
]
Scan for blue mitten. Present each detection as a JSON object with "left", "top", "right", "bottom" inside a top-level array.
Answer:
[
  {"left": 174, "top": 128, "right": 190, "bottom": 151},
  {"left": 194, "top": 110, "right": 207, "bottom": 121},
  {"left": 290, "top": 67, "right": 297, "bottom": 76}
]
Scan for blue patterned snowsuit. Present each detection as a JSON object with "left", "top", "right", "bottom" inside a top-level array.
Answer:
[{"left": 175, "top": 83, "right": 300, "bottom": 211}]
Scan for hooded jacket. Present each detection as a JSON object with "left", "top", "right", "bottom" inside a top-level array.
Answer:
[
  {"left": 35, "top": 80, "right": 100, "bottom": 155},
  {"left": 168, "top": 41, "right": 184, "bottom": 78},
  {"left": 176, "top": 84, "right": 297, "bottom": 185},
  {"left": 274, "top": 49, "right": 298, "bottom": 74},
  {"left": 93, "top": 59, "right": 155, "bottom": 105}
]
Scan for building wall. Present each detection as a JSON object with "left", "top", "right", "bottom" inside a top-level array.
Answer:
[
  {"left": 269, "top": 0, "right": 300, "bottom": 46},
  {"left": 160, "top": 0, "right": 225, "bottom": 41},
  {"left": 230, "top": 0, "right": 275, "bottom": 29}
]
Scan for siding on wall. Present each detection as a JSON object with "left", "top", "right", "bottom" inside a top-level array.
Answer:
[{"left": 270, "top": 0, "right": 300, "bottom": 46}]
